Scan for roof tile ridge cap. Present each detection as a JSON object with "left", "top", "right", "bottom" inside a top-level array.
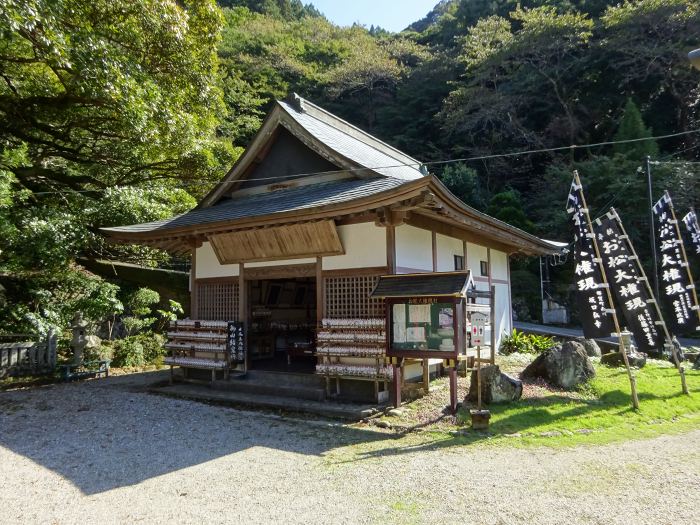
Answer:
[{"left": 281, "top": 95, "right": 424, "bottom": 170}]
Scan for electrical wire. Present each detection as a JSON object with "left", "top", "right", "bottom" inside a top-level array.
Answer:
[{"left": 25, "top": 127, "right": 700, "bottom": 196}]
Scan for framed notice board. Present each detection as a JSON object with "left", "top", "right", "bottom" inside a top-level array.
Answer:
[{"left": 386, "top": 296, "right": 463, "bottom": 359}]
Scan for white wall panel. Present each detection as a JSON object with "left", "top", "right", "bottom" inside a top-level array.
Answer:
[
  {"left": 436, "top": 234, "right": 463, "bottom": 272},
  {"left": 196, "top": 242, "right": 239, "bottom": 279},
  {"left": 323, "top": 222, "right": 387, "bottom": 270},
  {"left": 395, "top": 224, "right": 432, "bottom": 272}
]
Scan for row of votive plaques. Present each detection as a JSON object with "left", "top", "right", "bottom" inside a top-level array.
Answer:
[
  {"left": 317, "top": 331, "right": 385, "bottom": 342},
  {"left": 320, "top": 318, "right": 384, "bottom": 329}
]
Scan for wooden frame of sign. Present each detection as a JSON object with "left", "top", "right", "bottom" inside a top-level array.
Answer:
[
  {"left": 385, "top": 296, "right": 464, "bottom": 360},
  {"left": 384, "top": 295, "right": 464, "bottom": 412}
]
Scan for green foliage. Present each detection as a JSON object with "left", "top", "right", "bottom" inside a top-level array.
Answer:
[
  {"left": 121, "top": 287, "right": 160, "bottom": 336},
  {"left": 111, "top": 333, "right": 166, "bottom": 367},
  {"left": 613, "top": 99, "right": 659, "bottom": 160},
  {"left": 500, "top": 329, "right": 556, "bottom": 355},
  {"left": 438, "top": 163, "right": 489, "bottom": 210},
  {"left": 487, "top": 189, "right": 535, "bottom": 233}
]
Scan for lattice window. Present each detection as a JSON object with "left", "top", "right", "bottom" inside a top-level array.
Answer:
[
  {"left": 196, "top": 282, "right": 239, "bottom": 321},
  {"left": 324, "top": 275, "right": 384, "bottom": 318}
]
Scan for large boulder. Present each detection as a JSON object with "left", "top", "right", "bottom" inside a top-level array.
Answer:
[
  {"left": 600, "top": 350, "right": 646, "bottom": 368},
  {"left": 581, "top": 339, "right": 601, "bottom": 357},
  {"left": 467, "top": 365, "right": 522, "bottom": 404},
  {"left": 521, "top": 341, "right": 595, "bottom": 390}
]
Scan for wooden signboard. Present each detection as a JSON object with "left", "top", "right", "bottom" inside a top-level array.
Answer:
[{"left": 227, "top": 321, "right": 246, "bottom": 364}]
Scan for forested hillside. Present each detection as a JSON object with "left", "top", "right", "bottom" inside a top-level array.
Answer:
[{"left": 1, "top": 0, "right": 699, "bottom": 335}]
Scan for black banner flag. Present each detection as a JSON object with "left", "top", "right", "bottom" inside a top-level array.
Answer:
[
  {"left": 682, "top": 209, "right": 700, "bottom": 256},
  {"left": 594, "top": 210, "right": 665, "bottom": 353},
  {"left": 653, "top": 193, "right": 700, "bottom": 335},
  {"left": 566, "top": 175, "right": 616, "bottom": 339}
]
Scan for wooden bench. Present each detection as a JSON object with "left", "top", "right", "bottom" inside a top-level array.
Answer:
[{"left": 60, "top": 360, "right": 110, "bottom": 381}]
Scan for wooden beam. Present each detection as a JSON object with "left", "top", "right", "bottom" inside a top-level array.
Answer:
[
  {"left": 463, "top": 240, "right": 468, "bottom": 270},
  {"left": 243, "top": 263, "right": 316, "bottom": 281},
  {"left": 432, "top": 230, "right": 437, "bottom": 272},
  {"left": 386, "top": 225, "right": 396, "bottom": 274},
  {"left": 190, "top": 243, "right": 198, "bottom": 318},
  {"left": 407, "top": 213, "right": 516, "bottom": 255},
  {"left": 322, "top": 266, "right": 388, "bottom": 278},
  {"left": 316, "top": 257, "right": 324, "bottom": 325}
]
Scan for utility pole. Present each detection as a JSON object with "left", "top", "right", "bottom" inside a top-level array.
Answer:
[{"left": 646, "top": 155, "right": 660, "bottom": 301}]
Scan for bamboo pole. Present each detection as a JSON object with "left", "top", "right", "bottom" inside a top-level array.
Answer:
[
  {"left": 574, "top": 172, "right": 639, "bottom": 409},
  {"left": 613, "top": 206, "right": 689, "bottom": 395}
]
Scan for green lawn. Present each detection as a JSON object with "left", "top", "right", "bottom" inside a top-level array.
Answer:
[
  {"left": 465, "top": 364, "right": 700, "bottom": 446},
  {"left": 374, "top": 359, "right": 700, "bottom": 448}
]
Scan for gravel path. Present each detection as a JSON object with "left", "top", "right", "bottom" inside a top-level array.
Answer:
[{"left": 1, "top": 371, "right": 698, "bottom": 525}]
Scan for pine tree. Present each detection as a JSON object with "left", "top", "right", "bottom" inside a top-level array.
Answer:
[{"left": 613, "top": 98, "right": 659, "bottom": 160}]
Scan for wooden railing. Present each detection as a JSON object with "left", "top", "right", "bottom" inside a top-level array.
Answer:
[{"left": 0, "top": 331, "right": 57, "bottom": 378}]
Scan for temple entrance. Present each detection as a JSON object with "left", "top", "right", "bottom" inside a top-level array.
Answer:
[{"left": 247, "top": 277, "right": 317, "bottom": 373}]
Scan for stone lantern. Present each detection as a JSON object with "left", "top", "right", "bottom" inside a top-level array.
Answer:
[{"left": 71, "top": 311, "right": 89, "bottom": 365}]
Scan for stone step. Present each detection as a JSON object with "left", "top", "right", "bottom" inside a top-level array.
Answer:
[
  {"left": 151, "top": 384, "right": 377, "bottom": 421},
  {"left": 211, "top": 377, "right": 326, "bottom": 402},
  {"left": 242, "top": 370, "right": 326, "bottom": 389}
]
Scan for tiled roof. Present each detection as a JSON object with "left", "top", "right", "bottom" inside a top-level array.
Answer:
[
  {"left": 103, "top": 177, "right": 409, "bottom": 234},
  {"left": 371, "top": 271, "right": 473, "bottom": 298},
  {"left": 278, "top": 98, "right": 424, "bottom": 181}
]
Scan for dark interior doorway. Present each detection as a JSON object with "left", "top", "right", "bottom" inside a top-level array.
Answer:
[{"left": 247, "top": 277, "right": 316, "bottom": 373}]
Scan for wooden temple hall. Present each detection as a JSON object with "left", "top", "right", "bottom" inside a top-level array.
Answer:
[{"left": 104, "top": 94, "right": 560, "bottom": 403}]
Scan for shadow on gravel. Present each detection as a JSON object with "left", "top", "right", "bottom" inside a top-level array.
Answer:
[{"left": 0, "top": 370, "right": 392, "bottom": 495}]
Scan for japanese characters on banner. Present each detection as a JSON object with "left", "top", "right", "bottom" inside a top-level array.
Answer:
[
  {"left": 566, "top": 176, "right": 616, "bottom": 339},
  {"left": 653, "top": 193, "right": 700, "bottom": 334},
  {"left": 227, "top": 321, "right": 246, "bottom": 363},
  {"left": 682, "top": 209, "right": 700, "bottom": 256},
  {"left": 594, "top": 210, "right": 665, "bottom": 353}
]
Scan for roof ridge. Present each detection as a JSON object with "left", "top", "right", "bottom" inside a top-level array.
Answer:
[{"left": 281, "top": 94, "right": 424, "bottom": 171}]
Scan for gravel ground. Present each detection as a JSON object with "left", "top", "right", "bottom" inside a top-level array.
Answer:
[{"left": 1, "top": 371, "right": 698, "bottom": 525}]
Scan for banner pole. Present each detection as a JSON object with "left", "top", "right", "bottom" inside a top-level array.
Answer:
[
  {"left": 611, "top": 207, "right": 688, "bottom": 395},
  {"left": 574, "top": 172, "right": 639, "bottom": 409}
]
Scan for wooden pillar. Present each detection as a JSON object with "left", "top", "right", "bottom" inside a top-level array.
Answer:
[
  {"left": 239, "top": 263, "right": 247, "bottom": 369},
  {"left": 462, "top": 240, "right": 467, "bottom": 269},
  {"left": 392, "top": 361, "right": 402, "bottom": 408},
  {"left": 506, "top": 254, "right": 513, "bottom": 332},
  {"left": 432, "top": 230, "right": 437, "bottom": 272},
  {"left": 386, "top": 224, "right": 396, "bottom": 274},
  {"left": 490, "top": 285, "right": 496, "bottom": 365},
  {"left": 316, "top": 256, "right": 324, "bottom": 325},
  {"left": 190, "top": 243, "right": 198, "bottom": 319},
  {"left": 449, "top": 367, "right": 458, "bottom": 414}
]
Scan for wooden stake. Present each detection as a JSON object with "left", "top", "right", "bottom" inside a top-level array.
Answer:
[
  {"left": 611, "top": 207, "right": 688, "bottom": 395},
  {"left": 575, "top": 172, "right": 639, "bottom": 409},
  {"left": 476, "top": 344, "right": 482, "bottom": 411}
]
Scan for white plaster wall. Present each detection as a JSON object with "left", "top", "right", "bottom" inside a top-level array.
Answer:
[
  {"left": 494, "top": 282, "right": 512, "bottom": 349},
  {"left": 195, "top": 242, "right": 239, "bottom": 279},
  {"left": 466, "top": 242, "right": 488, "bottom": 278},
  {"left": 436, "top": 234, "right": 463, "bottom": 272},
  {"left": 490, "top": 249, "right": 508, "bottom": 280},
  {"left": 323, "top": 222, "right": 387, "bottom": 270},
  {"left": 395, "top": 224, "right": 432, "bottom": 272}
]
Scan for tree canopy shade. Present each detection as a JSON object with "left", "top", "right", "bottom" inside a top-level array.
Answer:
[
  {"left": 0, "top": 0, "right": 234, "bottom": 195},
  {"left": 0, "top": 0, "right": 228, "bottom": 334}
]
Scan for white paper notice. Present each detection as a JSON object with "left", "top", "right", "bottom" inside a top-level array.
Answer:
[{"left": 408, "top": 304, "right": 431, "bottom": 323}]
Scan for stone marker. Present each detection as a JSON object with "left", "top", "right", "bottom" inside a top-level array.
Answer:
[
  {"left": 467, "top": 364, "right": 522, "bottom": 404},
  {"left": 521, "top": 340, "right": 595, "bottom": 390},
  {"left": 600, "top": 350, "right": 646, "bottom": 368},
  {"left": 581, "top": 339, "right": 602, "bottom": 357}
]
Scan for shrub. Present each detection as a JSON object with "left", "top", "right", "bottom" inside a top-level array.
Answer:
[
  {"left": 110, "top": 334, "right": 166, "bottom": 367},
  {"left": 112, "top": 337, "right": 145, "bottom": 367},
  {"left": 500, "top": 329, "right": 555, "bottom": 355}
]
